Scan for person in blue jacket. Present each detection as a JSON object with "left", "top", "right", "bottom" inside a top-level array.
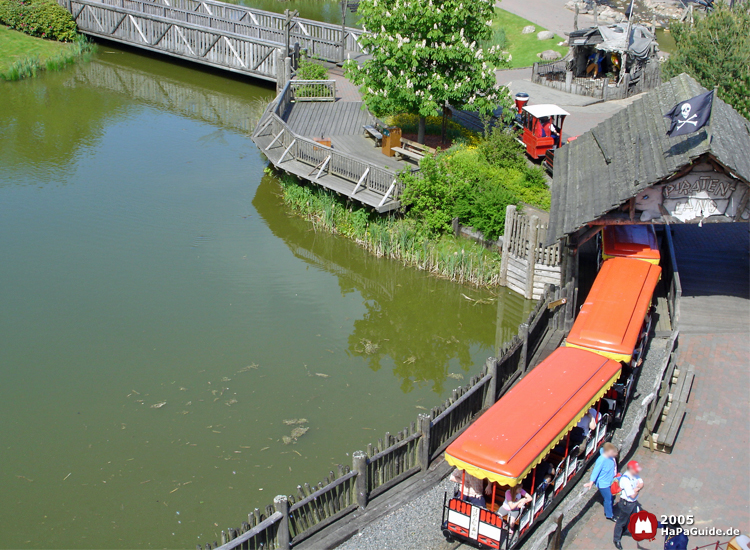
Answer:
[
  {"left": 584, "top": 442, "right": 619, "bottom": 520},
  {"left": 658, "top": 520, "right": 690, "bottom": 550}
]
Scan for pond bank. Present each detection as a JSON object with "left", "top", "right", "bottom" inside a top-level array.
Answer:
[
  {"left": 273, "top": 169, "right": 504, "bottom": 287},
  {"left": 0, "top": 27, "right": 95, "bottom": 80}
]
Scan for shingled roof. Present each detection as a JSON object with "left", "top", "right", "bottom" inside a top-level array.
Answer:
[{"left": 548, "top": 73, "right": 750, "bottom": 243}]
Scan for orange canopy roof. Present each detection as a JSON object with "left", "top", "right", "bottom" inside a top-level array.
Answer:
[
  {"left": 444, "top": 347, "right": 621, "bottom": 486},
  {"left": 567, "top": 258, "right": 661, "bottom": 363},
  {"left": 601, "top": 225, "right": 660, "bottom": 264}
]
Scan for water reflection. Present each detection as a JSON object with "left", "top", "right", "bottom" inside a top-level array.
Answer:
[
  {"left": 0, "top": 47, "right": 274, "bottom": 181},
  {"left": 252, "top": 175, "right": 531, "bottom": 393}
]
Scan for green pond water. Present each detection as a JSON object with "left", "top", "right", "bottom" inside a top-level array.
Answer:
[{"left": 0, "top": 42, "right": 531, "bottom": 550}]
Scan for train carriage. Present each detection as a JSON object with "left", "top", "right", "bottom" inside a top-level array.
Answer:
[
  {"left": 600, "top": 225, "right": 661, "bottom": 265},
  {"left": 441, "top": 347, "right": 622, "bottom": 549},
  {"left": 565, "top": 257, "right": 661, "bottom": 422}
]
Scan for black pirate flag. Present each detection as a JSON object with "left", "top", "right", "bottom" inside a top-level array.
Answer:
[{"left": 664, "top": 90, "right": 714, "bottom": 137}]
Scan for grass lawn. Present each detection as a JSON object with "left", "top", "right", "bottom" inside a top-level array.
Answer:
[
  {"left": 492, "top": 9, "right": 569, "bottom": 69},
  {"left": 0, "top": 25, "right": 72, "bottom": 74}
]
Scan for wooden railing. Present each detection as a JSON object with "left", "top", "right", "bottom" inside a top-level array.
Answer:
[
  {"left": 205, "top": 283, "right": 571, "bottom": 550},
  {"left": 255, "top": 82, "right": 401, "bottom": 204},
  {"left": 141, "top": 0, "right": 364, "bottom": 60},
  {"left": 60, "top": 0, "right": 363, "bottom": 66},
  {"left": 288, "top": 80, "right": 336, "bottom": 102},
  {"left": 662, "top": 225, "right": 682, "bottom": 329},
  {"left": 60, "top": 0, "right": 283, "bottom": 81}
]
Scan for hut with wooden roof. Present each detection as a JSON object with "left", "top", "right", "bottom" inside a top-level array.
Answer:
[{"left": 548, "top": 72, "right": 750, "bottom": 247}]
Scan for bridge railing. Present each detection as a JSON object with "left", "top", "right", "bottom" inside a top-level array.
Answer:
[
  {"left": 61, "top": 0, "right": 283, "bottom": 81},
  {"left": 142, "top": 0, "right": 364, "bottom": 61}
]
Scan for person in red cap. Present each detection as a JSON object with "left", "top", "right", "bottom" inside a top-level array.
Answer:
[{"left": 613, "top": 460, "right": 644, "bottom": 549}]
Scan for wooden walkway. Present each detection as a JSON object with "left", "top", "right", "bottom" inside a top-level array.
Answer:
[
  {"left": 253, "top": 80, "right": 417, "bottom": 212},
  {"left": 285, "top": 102, "right": 372, "bottom": 137},
  {"left": 56, "top": 0, "right": 363, "bottom": 82}
]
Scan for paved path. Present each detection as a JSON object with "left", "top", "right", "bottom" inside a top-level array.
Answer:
[
  {"left": 497, "top": 76, "right": 642, "bottom": 138},
  {"left": 497, "top": 0, "right": 594, "bottom": 40},
  {"left": 566, "top": 223, "right": 750, "bottom": 550}
]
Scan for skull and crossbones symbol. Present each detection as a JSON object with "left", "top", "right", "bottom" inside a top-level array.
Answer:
[{"left": 676, "top": 102, "right": 698, "bottom": 130}]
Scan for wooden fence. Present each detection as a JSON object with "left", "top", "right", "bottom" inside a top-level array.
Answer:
[
  {"left": 205, "top": 283, "right": 572, "bottom": 550},
  {"left": 499, "top": 205, "right": 562, "bottom": 299},
  {"left": 531, "top": 55, "right": 661, "bottom": 101}
]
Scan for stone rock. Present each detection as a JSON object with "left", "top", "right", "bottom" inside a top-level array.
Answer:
[
  {"left": 565, "top": 0, "right": 594, "bottom": 14},
  {"left": 538, "top": 50, "right": 562, "bottom": 61},
  {"left": 537, "top": 30, "right": 555, "bottom": 40},
  {"left": 598, "top": 6, "right": 626, "bottom": 23},
  {"left": 521, "top": 25, "right": 536, "bottom": 34}
]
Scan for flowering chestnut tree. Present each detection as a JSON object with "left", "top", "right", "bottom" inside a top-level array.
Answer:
[{"left": 345, "top": 0, "right": 508, "bottom": 143}]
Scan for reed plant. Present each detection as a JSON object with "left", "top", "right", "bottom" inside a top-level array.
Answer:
[{"left": 273, "top": 169, "right": 502, "bottom": 286}]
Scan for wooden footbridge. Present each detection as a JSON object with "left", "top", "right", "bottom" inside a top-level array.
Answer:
[
  {"left": 56, "top": 0, "right": 363, "bottom": 82},
  {"left": 252, "top": 78, "right": 419, "bottom": 212}
]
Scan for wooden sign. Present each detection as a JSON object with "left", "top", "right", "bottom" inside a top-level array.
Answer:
[{"left": 634, "top": 163, "right": 750, "bottom": 223}]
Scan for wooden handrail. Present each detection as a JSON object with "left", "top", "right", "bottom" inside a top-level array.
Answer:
[{"left": 288, "top": 471, "right": 357, "bottom": 512}]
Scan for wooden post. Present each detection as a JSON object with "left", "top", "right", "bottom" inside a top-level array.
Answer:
[
  {"left": 495, "top": 292, "right": 507, "bottom": 358},
  {"left": 274, "top": 495, "right": 291, "bottom": 549},
  {"left": 417, "top": 413, "right": 432, "bottom": 471},
  {"left": 340, "top": 0, "right": 346, "bottom": 63},
  {"left": 293, "top": 42, "right": 300, "bottom": 71},
  {"left": 284, "top": 56, "right": 292, "bottom": 85},
  {"left": 593, "top": 2, "right": 598, "bottom": 25},
  {"left": 519, "top": 322, "right": 530, "bottom": 371},
  {"left": 484, "top": 357, "right": 498, "bottom": 408},
  {"left": 525, "top": 215, "right": 539, "bottom": 300},
  {"left": 275, "top": 48, "right": 284, "bottom": 92},
  {"left": 499, "top": 204, "right": 516, "bottom": 286},
  {"left": 574, "top": 4, "right": 579, "bottom": 30},
  {"left": 352, "top": 451, "right": 368, "bottom": 510}
]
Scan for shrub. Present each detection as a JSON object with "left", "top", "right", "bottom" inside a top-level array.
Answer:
[
  {"left": 296, "top": 55, "right": 328, "bottom": 80},
  {"left": 663, "top": 3, "right": 750, "bottom": 120},
  {"left": 478, "top": 125, "right": 526, "bottom": 170},
  {"left": 400, "top": 140, "right": 550, "bottom": 240},
  {"left": 1, "top": 0, "right": 79, "bottom": 42},
  {"left": 400, "top": 154, "right": 456, "bottom": 235}
]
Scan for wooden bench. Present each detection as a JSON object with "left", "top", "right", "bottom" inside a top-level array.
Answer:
[
  {"left": 363, "top": 124, "right": 383, "bottom": 146},
  {"left": 643, "top": 359, "right": 694, "bottom": 454},
  {"left": 392, "top": 137, "right": 436, "bottom": 163}
]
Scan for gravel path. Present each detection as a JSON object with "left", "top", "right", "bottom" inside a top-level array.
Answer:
[{"left": 337, "top": 479, "right": 456, "bottom": 550}]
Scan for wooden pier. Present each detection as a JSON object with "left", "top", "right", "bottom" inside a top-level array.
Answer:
[
  {"left": 253, "top": 77, "right": 420, "bottom": 212},
  {"left": 56, "top": 0, "right": 363, "bottom": 82}
]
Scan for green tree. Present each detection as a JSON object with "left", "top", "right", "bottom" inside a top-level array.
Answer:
[
  {"left": 345, "top": 0, "right": 509, "bottom": 143},
  {"left": 663, "top": 2, "right": 750, "bottom": 119}
]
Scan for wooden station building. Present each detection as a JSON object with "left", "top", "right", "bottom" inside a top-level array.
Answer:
[{"left": 547, "top": 73, "right": 750, "bottom": 330}]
